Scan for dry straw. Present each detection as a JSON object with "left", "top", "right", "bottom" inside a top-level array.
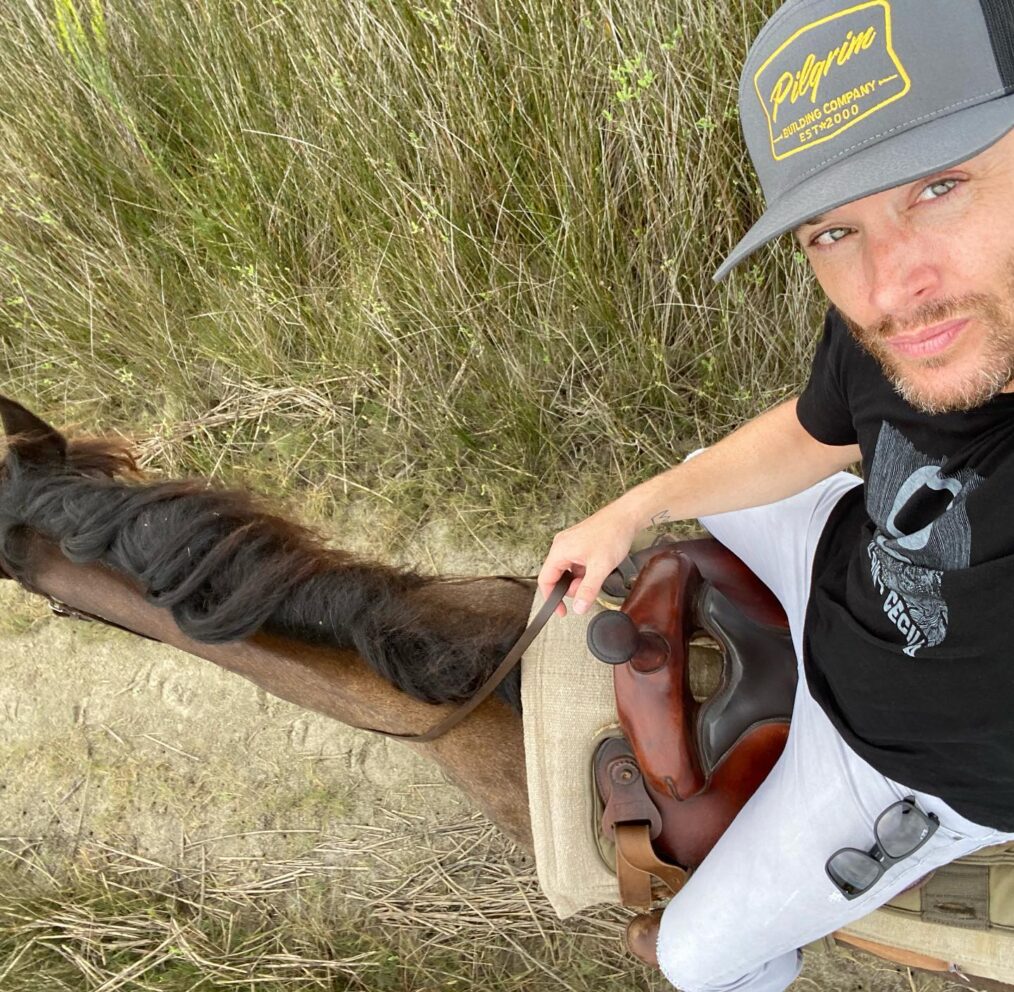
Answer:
[{"left": 0, "top": 811, "right": 656, "bottom": 991}]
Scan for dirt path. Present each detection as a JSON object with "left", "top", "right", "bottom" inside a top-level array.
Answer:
[{"left": 0, "top": 569, "right": 975, "bottom": 991}]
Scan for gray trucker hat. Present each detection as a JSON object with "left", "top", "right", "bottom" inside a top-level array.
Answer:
[{"left": 713, "top": 0, "right": 1014, "bottom": 282}]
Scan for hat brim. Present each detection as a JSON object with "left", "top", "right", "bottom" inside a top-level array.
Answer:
[{"left": 712, "top": 94, "right": 1014, "bottom": 283}]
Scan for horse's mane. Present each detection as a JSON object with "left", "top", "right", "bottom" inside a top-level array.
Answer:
[{"left": 0, "top": 435, "right": 531, "bottom": 711}]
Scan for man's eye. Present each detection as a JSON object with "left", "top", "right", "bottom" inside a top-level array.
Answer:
[
  {"left": 810, "top": 226, "right": 849, "bottom": 247},
  {"left": 917, "top": 177, "right": 960, "bottom": 201}
]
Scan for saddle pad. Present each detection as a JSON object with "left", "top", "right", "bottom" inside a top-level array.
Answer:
[
  {"left": 841, "top": 850, "right": 1014, "bottom": 982},
  {"left": 521, "top": 596, "right": 621, "bottom": 917},
  {"left": 841, "top": 909, "right": 1014, "bottom": 981}
]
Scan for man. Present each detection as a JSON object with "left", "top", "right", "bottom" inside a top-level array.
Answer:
[{"left": 536, "top": 2, "right": 1014, "bottom": 989}]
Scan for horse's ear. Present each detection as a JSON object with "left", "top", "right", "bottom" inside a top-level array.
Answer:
[{"left": 0, "top": 395, "right": 67, "bottom": 469}]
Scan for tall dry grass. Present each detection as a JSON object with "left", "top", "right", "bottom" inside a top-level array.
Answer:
[
  {"left": 0, "top": 0, "right": 826, "bottom": 544},
  {"left": 0, "top": 813, "right": 670, "bottom": 991}
]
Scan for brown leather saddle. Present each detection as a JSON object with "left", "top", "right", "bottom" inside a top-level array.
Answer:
[{"left": 588, "top": 536, "right": 797, "bottom": 908}]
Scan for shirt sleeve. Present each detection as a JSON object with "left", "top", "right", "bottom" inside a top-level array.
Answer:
[{"left": 795, "top": 308, "right": 858, "bottom": 446}]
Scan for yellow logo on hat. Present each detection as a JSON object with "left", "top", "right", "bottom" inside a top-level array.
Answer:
[{"left": 754, "top": 1, "right": 910, "bottom": 161}]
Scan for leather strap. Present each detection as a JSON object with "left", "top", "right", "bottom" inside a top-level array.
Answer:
[
  {"left": 615, "top": 822, "right": 688, "bottom": 909},
  {"left": 368, "top": 572, "right": 570, "bottom": 742},
  {"left": 831, "top": 932, "right": 952, "bottom": 973},
  {"left": 47, "top": 598, "right": 161, "bottom": 642}
]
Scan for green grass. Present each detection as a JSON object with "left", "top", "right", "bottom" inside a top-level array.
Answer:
[{"left": 0, "top": 0, "right": 827, "bottom": 550}]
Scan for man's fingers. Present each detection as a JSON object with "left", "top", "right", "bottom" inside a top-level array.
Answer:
[
  {"left": 572, "top": 568, "right": 610, "bottom": 615},
  {"left": 537, "top": 564, "right": 575, "bottom": 601},
  {"left": 537, "top": 562, "right": 581, "bottom": 616},
  {"left": 538, "top": 545, "right": 625, "bottom": 617}
]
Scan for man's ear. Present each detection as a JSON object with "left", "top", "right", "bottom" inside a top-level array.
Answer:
[{"left": 0, "top": 395, "right": 67, "bottom": 470}]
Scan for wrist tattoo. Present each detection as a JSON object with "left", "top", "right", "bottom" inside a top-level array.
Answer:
[{"left": 650, "top": 509, "right": 671, "bottom": 526}]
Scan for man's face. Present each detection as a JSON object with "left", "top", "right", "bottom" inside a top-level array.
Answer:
[{"left": 796, "top": 127, "right": 1014, "bottom": 415}]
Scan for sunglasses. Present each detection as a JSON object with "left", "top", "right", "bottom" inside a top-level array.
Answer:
[{"left": 825, "top": 796, "right": 939, "bottom": 900}]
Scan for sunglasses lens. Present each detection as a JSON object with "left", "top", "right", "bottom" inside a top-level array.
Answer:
[
  {"left": 878, "top": 802, "right": 934, "bottom": 858},
  {"left": 827, "top": 849, "right": 881, "bottom": 895}
]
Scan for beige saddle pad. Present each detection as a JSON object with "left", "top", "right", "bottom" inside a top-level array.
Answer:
[{"left": 521, "top": 599, "right": 619, "bottom": 917}]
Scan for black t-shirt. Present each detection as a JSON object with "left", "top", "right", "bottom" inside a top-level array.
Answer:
[{"left": 796, "top": 307, "right": 1014, "bottom": 830}]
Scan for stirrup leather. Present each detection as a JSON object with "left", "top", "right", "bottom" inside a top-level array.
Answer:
[
  {"left": 615, "top": 823, "right": 688, "bottom": 908},
  {"left": 595, "top": 735, "right": 687, "bottom": 908}
]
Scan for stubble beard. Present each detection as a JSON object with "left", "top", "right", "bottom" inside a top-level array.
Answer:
[{"left": 839, "top": 253, "right": 1014, "bottom": 415}]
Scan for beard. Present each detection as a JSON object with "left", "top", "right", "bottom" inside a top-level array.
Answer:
[{"left": 839, "top": 252, "right": 1014, "bottom": 415}]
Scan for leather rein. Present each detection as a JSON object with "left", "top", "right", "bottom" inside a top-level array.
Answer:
[{"left": 34, "top": 570, "right": 573, "bottom": 744}]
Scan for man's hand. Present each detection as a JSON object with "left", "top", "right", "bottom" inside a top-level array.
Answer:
[
  {"left": 537, "top": 505, "right": 639, "bottom": 617},
  {"left": 535, "top": 399, "right": 861, "bottom": 619}
]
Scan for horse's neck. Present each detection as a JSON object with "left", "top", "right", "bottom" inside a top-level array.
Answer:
[
  {"left": 14, "top": 534, "right": 536, "bottom": 851},
  {"left": 247, "top": 553, "right": 537, "bottom": 713}
]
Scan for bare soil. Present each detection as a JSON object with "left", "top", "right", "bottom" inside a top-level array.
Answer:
[{"left": 0, "top": 554, "right": 979, "bottom": 991}]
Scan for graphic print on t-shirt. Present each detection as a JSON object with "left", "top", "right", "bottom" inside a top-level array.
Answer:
[{"left": 865, "top": 424, "right": 982, "bottom": 657}]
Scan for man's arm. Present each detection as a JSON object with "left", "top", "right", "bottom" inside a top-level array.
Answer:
[{"left": 537, "top": 397, "right": 859, "bottom": 615}]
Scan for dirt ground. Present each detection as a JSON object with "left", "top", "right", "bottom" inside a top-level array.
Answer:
[{"left": 0, "top": 555, "right": 984, "bottom": 992}]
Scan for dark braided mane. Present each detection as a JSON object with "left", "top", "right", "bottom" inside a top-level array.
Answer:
[{"left": 0, "top": 433, "right": 533, "bottom": 711}]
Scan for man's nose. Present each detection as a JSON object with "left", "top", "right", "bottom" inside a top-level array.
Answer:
[{"left": 863, "top": 222, "right": 941, "bottom": 318}]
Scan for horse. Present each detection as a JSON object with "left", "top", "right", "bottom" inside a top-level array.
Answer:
[
  {"left": 0, "top": 394, "right": 537, "bottom": 851},
  {"left": 0, "top": 393, "right": 1010, "bottom": 989}
]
